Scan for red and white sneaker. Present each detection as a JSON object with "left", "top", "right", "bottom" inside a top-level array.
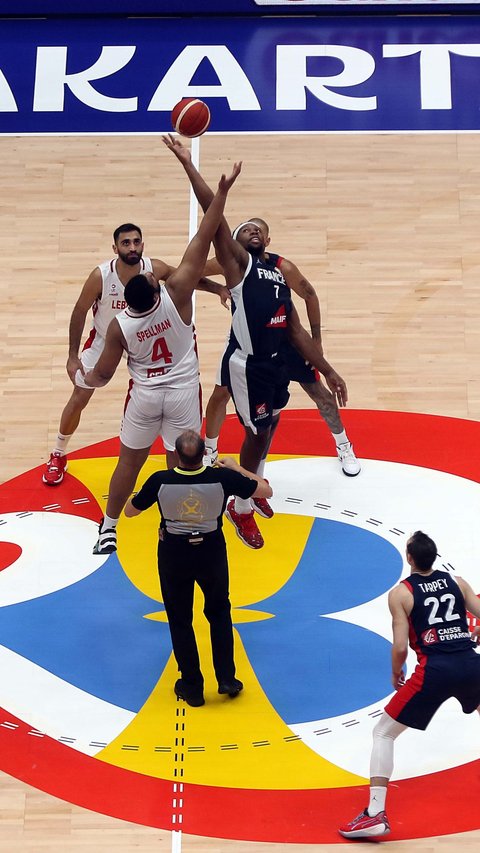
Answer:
[
  {"left": 251, "top": 497, "right": 274, "bottom": 519},
  {"left": 338, "top": 809, "right": 390, "bottom": 839},
  {"left": 225, "top": 499, "right": 264, "bottom": 549},
  {"left": 42, "top": 452, "right": 67, "bottom": 485}
]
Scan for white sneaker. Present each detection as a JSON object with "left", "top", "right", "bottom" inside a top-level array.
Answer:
[
  {"left": 336, "top": 442, "right": 361, "bottom": 477},
  {"left": 203, "top": 449, "right": 218, "bottom": 467}
]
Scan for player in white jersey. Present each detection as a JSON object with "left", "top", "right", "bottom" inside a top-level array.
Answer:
[
  {"left": 42, "top": 223, "right": 174, "bottom": 486},
  {"left": 42, "top": 223, "right": 229, "bottom": 487},
  {"left": 82, "top": 160, "right": 242, "bottom": 555}
]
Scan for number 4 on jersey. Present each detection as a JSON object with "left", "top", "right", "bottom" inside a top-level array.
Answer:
[{"left": 152, "top": 336, "right": 173, "bottom": 364}]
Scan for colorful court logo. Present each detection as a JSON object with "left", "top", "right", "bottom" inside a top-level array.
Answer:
[{"left": 0, "top": 409, "right": 479, "bottom": 843}]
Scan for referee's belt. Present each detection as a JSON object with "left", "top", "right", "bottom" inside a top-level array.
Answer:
[{"left": 163, "top": 529, "right": 217, "bottom": 545}]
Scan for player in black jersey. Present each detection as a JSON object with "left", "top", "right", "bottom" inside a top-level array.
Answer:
[
  {"left": 164, "top": 135, "right": 347, "bottom": 549},
  {"left": 339, "top": 530, "right": 480, "bottom": 839},
  {"left": 201, "top": 217, "right": 360, "bottom": 487}
]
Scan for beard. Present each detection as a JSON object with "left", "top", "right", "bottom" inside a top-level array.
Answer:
[{"left": 118, "top": 250, "right": 142, "bottom": 266}]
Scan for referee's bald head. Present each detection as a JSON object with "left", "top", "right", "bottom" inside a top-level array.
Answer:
[{"left": 175, "top": 430, "right": 205, "bottom": 468}]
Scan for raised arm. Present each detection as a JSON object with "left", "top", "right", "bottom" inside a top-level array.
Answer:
[
  {"left": 81, "top": 318, "right": 126, "bottom": 388},
  {"left": 165, "top": 162, "right": 242, "bottom": 322},
  {"left": 66, "top": 268, "right": 102, "bottom": 383},
  {"left": 162, "top": 135, "right": 247, "bottom": 287},
  {"left": 287, "top": 305, "right": 348, "bottom": 406}
]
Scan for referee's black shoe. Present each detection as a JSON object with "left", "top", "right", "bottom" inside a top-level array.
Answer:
[
  {"left": 218, "top": 678, "right": 243, "bottom": 698},
  {"left": 174, "top": 679, "right": 205, "bottom": 707}
]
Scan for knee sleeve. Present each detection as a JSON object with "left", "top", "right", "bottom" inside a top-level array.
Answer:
[{"left": 369, "top": 712, "right": 407, "bottom": 780}]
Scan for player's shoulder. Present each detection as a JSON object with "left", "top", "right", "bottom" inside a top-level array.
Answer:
[
  {"left": 96, "top": 258, "right": 116, "bottom": 273},
  {"left": 151, "top": 257, "right": 174, "bottom": 279},
  {"left": 389, "top": 581, "right": 412, "bottom": 606}
]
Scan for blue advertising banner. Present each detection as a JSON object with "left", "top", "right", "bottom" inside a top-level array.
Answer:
[
  {"left": 1, "top": 16, "right": 480, "bottom": 134},
  {"left": 1, "top": 1, "right": 479, "bottom": 14}
]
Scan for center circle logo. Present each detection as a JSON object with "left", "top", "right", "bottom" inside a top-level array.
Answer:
[{"left": 0, "top": 409, "right": 479, "bottom": 843}]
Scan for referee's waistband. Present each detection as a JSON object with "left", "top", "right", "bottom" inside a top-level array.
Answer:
[{"left": 161, "top": 528, "right": 220, "bottom": 545}]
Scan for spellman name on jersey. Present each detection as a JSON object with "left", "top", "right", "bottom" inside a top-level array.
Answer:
[
  {"left": 266, "top": 305, "right": 288, "bottom": 328},
  {"left": 136, "top": 318, "right": 172, "bottom": 342}
]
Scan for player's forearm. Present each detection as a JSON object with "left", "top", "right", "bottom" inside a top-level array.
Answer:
[
  {"left": 197, "top": 185, "right": 230, "bottom": 243},
  {"left": 391, "top": 644, "right": 408, "bottom": 677},
  {"left": 181, "top": 159, "right": 214, "bottom": 212},
  {"left": 195, "top": 277, "right": 223, "bottom": 296},
  {"left": 289, "top": 327, "right": 333, "bottom": 376},
  {"left": 304, "top": 296, "right": 323, "bottom": 348},
  {"left": 68, "top": 307, "right": 87, "bottom": 356}
]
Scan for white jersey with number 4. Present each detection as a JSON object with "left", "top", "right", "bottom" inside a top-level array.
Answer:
[
  {"left": 90, "top": 256, "right": 154, "bottom": 341},
  {"left": 116, "top": 286, "right": 199, "bottom": 388}
]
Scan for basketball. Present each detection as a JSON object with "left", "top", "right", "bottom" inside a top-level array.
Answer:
[{"left": 171, "top": 98, "right": 211, "bottom": 138}]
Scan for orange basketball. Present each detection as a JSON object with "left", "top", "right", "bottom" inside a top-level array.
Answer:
[{"left": 171, "top": 98, "right": 211, "bottom": 138}]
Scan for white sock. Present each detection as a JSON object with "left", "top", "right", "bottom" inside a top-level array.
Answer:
[
  {"left": 332, "top": 430, "right": 348, "bottom": 447},
  {"left": 205, "top": 436, "right": 218, "bottom": 454},
  {"left": 53, "top": 433, "right": 73, "bottom": 455},
  {"left": 235, "top": 496, "right": 253, "bottom": 514},
  {"left": 368, "top": 786, "right": 387, "bottom": 816},
  {"left": 256, "top": 458, "right": 266, "bottom": 478},
  {"left": 101, "top": 515, "right": 119, "bottom": 532}
]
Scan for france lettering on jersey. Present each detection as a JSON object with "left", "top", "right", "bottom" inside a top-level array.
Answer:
[
  {"left": 229, "top": 252, "right": 292, "bottom": 359},
  {"left": 89, "top": 256, "right": 154, "bottom": 342},
  {"left": 116, "top": 286, "right": 198, "bottom": 389},
  {"left": 403, "top": 570, "right": 473, "bottom": 656}
]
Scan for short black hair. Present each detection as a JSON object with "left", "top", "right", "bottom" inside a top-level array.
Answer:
[
  {"left": 113, "top": 223, "right": 142, "bottom": 243},
  {"left": 175, "top": 430, "right": 205, "bottom": 467},
  {"left": 124, "top": 274, "right": 156, "bottom": 313},
  {"left": 407, "top": 531, "right": 438, "bottom": 571}
]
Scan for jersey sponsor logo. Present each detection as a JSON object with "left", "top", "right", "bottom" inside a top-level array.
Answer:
[
  {"left": 266, "top": 306, "right": 287, "bottom": 328},
  {"left": 136, "top": 319, "right": 172, "bottom": 342},
  {"left": 146, "top": 366, "right": 168, "bottom": 377},
  {"left": 438, "top": 626, "right": 472, "bottom": 641},
  {"left": 108, "top": 284, "right": 119, "bottom": 296},
  {"left": 422, "top": 627, "right": 438, "bottom": 645},
  {"left": 255, "top": 402, "right": 269, "bottom": 420}
]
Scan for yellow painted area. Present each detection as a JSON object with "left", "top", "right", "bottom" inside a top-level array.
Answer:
[
  {"left": 73, "top": 454, "right": 366, "bottom": 790},
  {"left": 69, "top": 453, "right": 314, "bottom": 606},
  {"left": 97, "top": 617, "right": 366, "bottom": 789}
]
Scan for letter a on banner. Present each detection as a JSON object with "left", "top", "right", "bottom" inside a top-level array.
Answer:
[{"left": 148, "top": 45, "right": 260, "bottom": 110}]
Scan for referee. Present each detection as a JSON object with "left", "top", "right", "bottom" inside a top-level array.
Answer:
[{"left": 124, "top": 429, "right": 273, "bottom": 707}]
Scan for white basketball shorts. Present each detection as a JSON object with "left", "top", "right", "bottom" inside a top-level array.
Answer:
[{"left": 120, "top": 382, "right": 202, "bottom": 450}]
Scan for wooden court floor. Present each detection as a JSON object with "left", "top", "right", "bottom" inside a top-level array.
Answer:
[{"left": 1, "top": 133, "right": 480, "bottom": 851}]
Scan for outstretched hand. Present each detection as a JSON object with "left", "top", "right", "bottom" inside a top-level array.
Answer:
[
  {"left": 218, "top": 162, "right": 242, "bottom": 193},
  {"left": 162, "top": 133, "right": 191, "bottom": 165}
]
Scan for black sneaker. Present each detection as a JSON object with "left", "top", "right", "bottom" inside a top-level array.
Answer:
[
  {"left": 174, "top": 679, "right": 205, "bottom": 707},
  {"left": 218, "top": 678, "right": 243, "bottom": 698},
  {"left": 93, "top": 518, "right": 117, "bottom": 555}
]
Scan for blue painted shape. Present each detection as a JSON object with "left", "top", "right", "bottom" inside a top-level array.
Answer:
[
  {"left": 0, "top": 555, "right": 171, "bottom": 712},
  {"left": 236, "top": 519, "right": 403, "bottom": 723}
]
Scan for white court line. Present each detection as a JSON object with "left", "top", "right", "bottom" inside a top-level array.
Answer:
[{"left": 172, "top": 829, "right": 182, "bottom": 853}]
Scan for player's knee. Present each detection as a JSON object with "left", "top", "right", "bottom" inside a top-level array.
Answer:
[{"left": 373, "top": 713, "right": 405, "bottom": 743}]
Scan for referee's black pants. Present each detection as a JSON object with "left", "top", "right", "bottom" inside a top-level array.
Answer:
[{"left": 158, "top": 529, "right": 236, "bottom": 691}]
